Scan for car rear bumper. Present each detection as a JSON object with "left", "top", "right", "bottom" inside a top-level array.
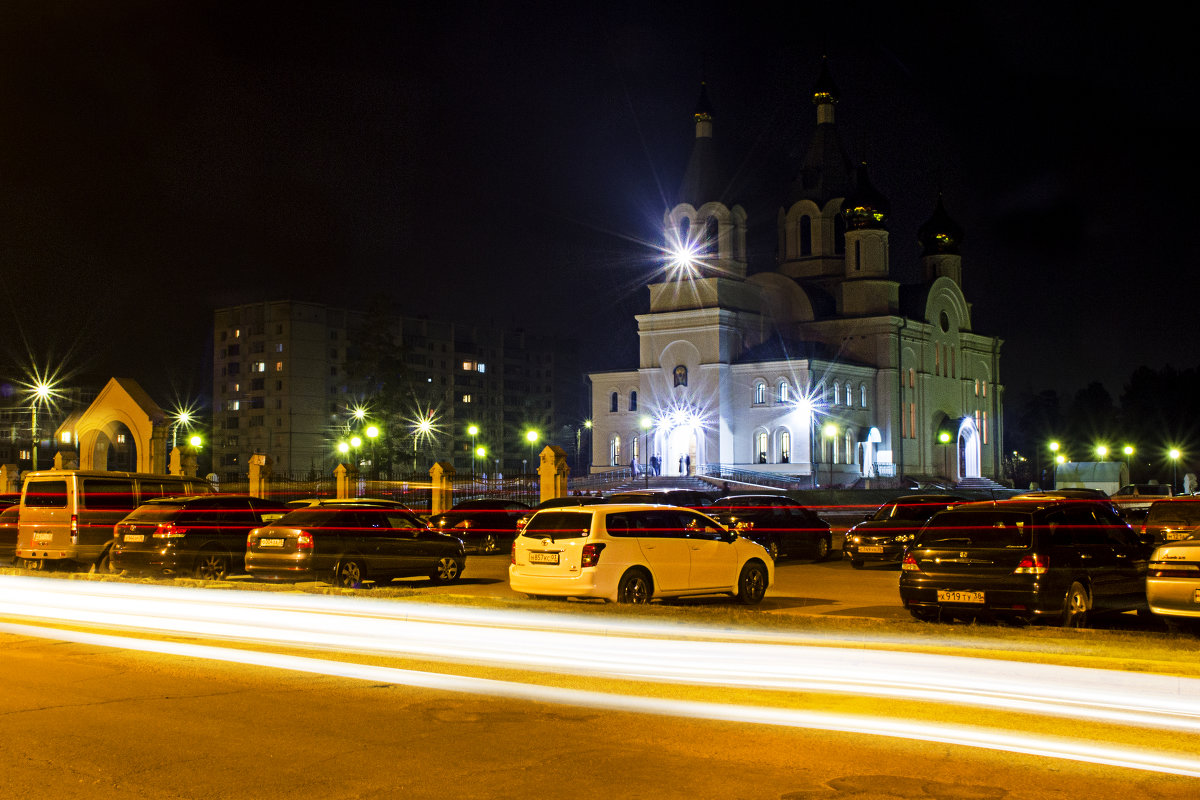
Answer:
[
  {"left": 1147, "top": 577, "right": 1200, "bottom": 618},
  {"left": 111, "top": 547, "right": 186, "bottom": 575},
  {"left": 900, "top": 576, "right": 1063, "bottom": 619},
  {"left": 509, "top": 565, "right": 609, "bottom": 599}
]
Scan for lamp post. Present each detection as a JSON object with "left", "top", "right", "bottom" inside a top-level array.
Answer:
[
  {"left": 365, "top": 425, "right": 380, "bottom": 480},
  {"left": 1123, "top": 445, "right": 1135, "bottom": 482},
  {"left": 1054, "top": 453, "right": 1066, "bottom": 487},
  {"left": 1170, "top": 448, "right": 1182, "bottom": 493},
  {"left": 171, "top": 410, "right": 193, "bottom": 451},
  {"left": 468, "top": 425, "right": 479, "bottom": 477},
  {"left": 640, "top": 416, "right": 652, "bottom": 487},
  {"left": 822, "top": 423, "right": 838, "bottom": 489},
  {"left": 525, "top": 430, "right": 539, "bottom": 473},
  {"left": 475, "top": 446, "right": 487, "bottom": 483},
  {"left": 29, "top": 381, "right": 53, "bottom": 472},
  {"left": 1096, "top": 444, "right": 1108, "bottom": 461}
]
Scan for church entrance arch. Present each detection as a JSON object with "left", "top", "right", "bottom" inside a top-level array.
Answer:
[
  {"left": 956, "top": 418, "right": 981, "bottom": 480},
  {"left": 58, "top": 378, "right": 169, "bottom": 474},
  {"left": 665, "top": 424, "right": 701, "bottom": 476}
]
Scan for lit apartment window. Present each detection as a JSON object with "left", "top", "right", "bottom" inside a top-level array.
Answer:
[
  {"left": 275, "top": 343, "right": 283, "bottom": 352},
  {"left": 228, "top": 401, "right": 240, "bottom": 411},
  {"left": 275, "top": 361, "right": 283, "bottom": 372},
  {"left": 462, "top": 394, "right": 472, "bottom": 403},
  {"left": 253, "top": 362, "right": 265, "bottom": 372},
  {"left": 19, "top": 450, "right": 30, "bottom": 460}
]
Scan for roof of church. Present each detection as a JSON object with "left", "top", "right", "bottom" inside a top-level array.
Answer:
[
  {"left": 786, "top": 59, "right": 855, "bottom": 207},
  {"left": 676, "top": 83, "right": 727, "bottom": 208},
  {"left": 736, "top": 336, "right": 833, "bottom": 363}
]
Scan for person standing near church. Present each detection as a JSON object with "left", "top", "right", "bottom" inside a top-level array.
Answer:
[{"left": 684, "top": 454, "right": 691, "bottom": 475}]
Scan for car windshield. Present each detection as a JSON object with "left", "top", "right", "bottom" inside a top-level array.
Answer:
[
  {"left": 521, "top": 511, "right": 591, "bottom": 539},
  {"left": 272, "top": 508, "right": 355, "bottom": 528},
  {"left": 916, "top": 511, "right": 1033, "bottom": 549},
  {"left": 872, "top": 500, "right": 951, "bottom": 522}
]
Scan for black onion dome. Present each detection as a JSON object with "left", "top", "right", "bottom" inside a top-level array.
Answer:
[
  {"left": 694, "top": 81, "right": 714, "bottom": 120},
  {"left": 812, "top": 56, "right": 840, "bottom": 105},
  {"left": 918, "top": 194, "right": 963, "bottom": 255},
  {"left": 842, "top": 163, "right": 890, "bottom": 230},
  {"left": 676, "top": 83, "right": 726, "bottom": 208}
]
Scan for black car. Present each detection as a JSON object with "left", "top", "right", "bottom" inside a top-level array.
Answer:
[
  {"left": 899, "top": 498, "right": 1154, "bottom": 627},
  {"left": 605, "top": 489, "right": 714, "bottom": 508},
  {"left": 111, "top": 495, "right": 292, "bottom": 579},
  {"left": 843, "top": 494, "right": 966, "bottom": 568},
  {"left": 245, "top": 500, "right": 466, "bottom": 588},
  {"left": 708, "top": 493, "right": 832, "bottom": 561},
  {"left": 429, "top": 498, "right": 532, "bottom": 554}
]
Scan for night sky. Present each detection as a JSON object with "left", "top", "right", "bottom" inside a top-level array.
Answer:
[{"left": 2, "top": 2, "right": 1196, "bottom": 417}]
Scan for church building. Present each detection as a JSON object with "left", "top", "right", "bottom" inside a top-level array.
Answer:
[{"left": 588, "top": 63, "right": 1004, "bottom": 486}]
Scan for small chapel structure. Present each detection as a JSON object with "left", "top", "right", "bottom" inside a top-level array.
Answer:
[{"left": 588, "top": 63, "right": 1004, "bottom": 486}]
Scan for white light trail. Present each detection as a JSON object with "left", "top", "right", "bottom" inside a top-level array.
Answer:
[
  {"left": 3, "top": 620, "right": 1200, "bottom": 779},
  {"left": 3, "top": 575, "right": 1200, "bottom": 777}
]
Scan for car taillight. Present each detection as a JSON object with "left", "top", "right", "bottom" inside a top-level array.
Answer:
[
  {"left": 901, "top": 552, "right": 920, "bottom": 571},
  {"left": 297, "top": 531, "right": 313, "bottom": 551},
  {"left": 1013, "top": 553, "right": 1049, "bottom": 575},
  {"left": 1149, "top": 561, "right": 1200, "bottom": 578},
  {"left": 153, "top": 523, "right": 185, "bottom": 539},
  {"left": 511, "top": 539, "right": 517, "bottom": 565},
  {"left": 70, "top": 513, "right": 78, "bottom": 544},
  {"left": 581, "top": 543, "right": 605, "bottom": 568}
]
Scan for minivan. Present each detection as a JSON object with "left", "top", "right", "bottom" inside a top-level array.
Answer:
[{"left": 16, "top": 471, "right": 213, "bottom": 571}]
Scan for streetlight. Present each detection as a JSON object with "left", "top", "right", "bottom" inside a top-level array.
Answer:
[
  {"left": 29, "top": 380, "right": 54, "bottom": 472},
  {"left": 822, "top": 423, "right": 838, "bottom": 488},
  {"left": 468, "top": 425, "right": 479, "bottom": 476},
  {"left": 189, "top": 435, "right": 202, "bottom": 449},
  {"left": 365, "top": 425, "right": 380, "bottom": 480},
  {"left": 412, "top": 417, "right": 433, "bottom": 471},
  {"left": 1170, "top": 448, "right": 1182, "bottom": 493},
  {"left": 1096, "top": 444, "right": 1108, "bottom": 460},
  {"left": 476, "top": 446, "right": 487, "bottom": 483},
  {"left": 525, "top": 430, "right": 539, "bottom": 473},
  {"left": 171, "top": 410, "right": 193, "bottom": 451},
  {"left": 640, "top": 416, "right": 653, "bottom": 487}
]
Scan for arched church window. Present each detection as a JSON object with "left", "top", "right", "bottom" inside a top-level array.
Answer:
[
  {"left": 610, "top": 434, "right": 621, "bottom": 466},
  {"left": 754, "top": 382, "right": 766, "bottom": 405},
  {"left": 704, "top": 217, "right": 718, "bottom": 256},
  {"left": 778, "top": 381, "right": 790, "bottom": 402},
  {"left": 629, "top": 391, "right": 637, "bottom": 411},
  {"left": 844, "top": 430, "right": 854, "bottom": 465},
  {"left": 832, "top": 382, "right": 841, "bottom": 405},
  {"left": 780, "top": 430, "right": 791, "bottom": 464},
  {"left": 609, "top": 392, "right": 618, "bottom": 413},
  {"left": 755, "top": 431, "right": 768, "bottom": 464},
  {"left": 799, "top": 216, "right": 812, "bottom": 256},
  {"left": 673, "top": 365, "right": 688, "bottom": 387},
  {"left": 834, "top": 214, "right": 846, "bottom": 255},
  {"left": 859, "top": 384, "right": 867, "bottom": 408}
]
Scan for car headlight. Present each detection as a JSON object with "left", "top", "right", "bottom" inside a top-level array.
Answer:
[{"left": 894, "top": 534, "right": 913, "bottom": 543}]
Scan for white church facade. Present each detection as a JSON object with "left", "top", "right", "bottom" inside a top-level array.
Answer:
[{"left": 588, "top": 64, "right": 1004, "bottom": 487}]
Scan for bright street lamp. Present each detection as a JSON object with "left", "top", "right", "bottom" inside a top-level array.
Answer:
[
  {"left": 189, "top": 435, "right": 202, "bottom": 448},
  {"left": 468, "top": 425, "right": 479, "bottom": 476},
  {"left": 1096, "top": 445, "right": 1108, "bottom": 460},
  {"left": 1170, "top": 448, "right": 1182, "bottom": 492},
  {"left": 29, "top": 380, "right": 55, "bottom": 472},
  {"left": 525, "top": 430, "right": 539, "bottom": 472}
]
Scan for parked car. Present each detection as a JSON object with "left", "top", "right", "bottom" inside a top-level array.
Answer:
[
  {"left": 17, "top": 471, "right": 212, "bottom": 571},
  {"left": 1145, "top": 539, "right": 1200, "bottom": 627},
  {"left": 604, "top": 489, "right": 714, "bottom": 508},
  {"left": 707, "top": 494, "right": 832, "bottom": 561},
  {"left": 515, "top": 495, "right": 601, "bottom": 532},
  {"left": 429, "top": 498, "right": 531, "bottom": 554},
  {"left": 1140, "top": 498, "right": 1200, "bottom": 545},
  {"left": 245, "top": 500, "right": 466, "bottom": 588},
  {"left": 0, "top": 505, "right": 18, "bottom": 563},
  {"left": 1012, "top": 488, "right": 1110, "bottom": 500},
  {"left": 111, "top": 495, "right": 292, "bottom": 579},
  {"left": 842, "top": 494, "right": 966, "bottom": 568},
  {"left": 1110, "top": 483, "right": 1174, "bottom": 517},
  {"left": 509, "top": 504, "right": 772, "bottom": 604},
  {"left": 899, "top": 498, "right": 1154, "bottom": 626}
]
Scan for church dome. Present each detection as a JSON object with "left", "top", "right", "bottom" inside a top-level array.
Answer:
[
  {"left": 918, "top": 194, "right": 964, "bottom": 255},
  {"left": 842, "top": 163, "right": 890, "bottom": 230}
]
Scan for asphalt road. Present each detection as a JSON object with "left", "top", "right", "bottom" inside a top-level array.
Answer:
[{"left": 3, "top": 628, "right": 1197, "bottom": 800}]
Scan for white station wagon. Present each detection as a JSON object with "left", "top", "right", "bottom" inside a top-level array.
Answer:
[{"left": 509, "top": 504, "right": 773, "bottom": 604}]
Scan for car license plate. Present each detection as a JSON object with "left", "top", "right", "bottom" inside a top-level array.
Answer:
[
  {"left": 33, "top": 532, "right": 53, "bottom": 544},
  {"left": 1166, "top": 531, "right": 1191, "bottom": 540},
  {"left": 123, "top": 534, "right": 145, "bottom": 543},
  {"left": 258, "top": 538, "right": 285, "bottom": 548},
  {"left": 859, "top": 545, "right": 884, "bottom": 554},
  {"left": 528, "top": 552, "right": 559, "bottom": 564},
  {"left": 937, "top": 590, "right": 984, "bottom": 604}
]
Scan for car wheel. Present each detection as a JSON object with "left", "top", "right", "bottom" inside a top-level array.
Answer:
[
  {"left": 616, "top": 569, "right": 652, "bottom": 604},
  {"left": 766, "top": 539, "right": 780, "bottom": 561},
  {"left": 94, "top": 546, "right": 116, "bottom": 575},
  {"left": 480, "top": 533, "right": 498, "bottom": 554},
  {"left": 333, "top": 558, "right": 367, "bottom": 589},
  {"left": 1060, "top": 581, "right": 1090, "bottom": 628},
  {"left": 811, "top": 536, "right": 831, "bottom": 562},
  {"left": 850, "top": 558, "right": 864, "bottom": 570},
  {"left": 736, "top": 561, "right": 768, "bottom": 605},
  {"left": 194, "top": 549, "right": 230, "bottom": 581},
  {"left": 430, "top": 557, "right": 461, "bottom": 583}
]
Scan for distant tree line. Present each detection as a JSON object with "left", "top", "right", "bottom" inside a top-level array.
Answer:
[{"left": 1007, "top": 365, "right": 1200, "bottom": 489}]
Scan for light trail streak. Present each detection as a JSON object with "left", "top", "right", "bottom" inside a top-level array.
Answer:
[
  {"left": 3, "top": 619, "right": 1200, "bottom": 779},
  {"left": 3, "top": 576, "right": 1199, "bottom": 732}
]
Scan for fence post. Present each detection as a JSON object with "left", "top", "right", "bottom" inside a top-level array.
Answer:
[
  {"left": 248, "top": 454, "right": 273, "bottom": 499},
  {"left": 334, "top": 463, "right": 357, "bottom": 499},
  {"left": 0, "top": 464, "right": 19, "bottom": 494},
  {"left": 430, "top": 461, "right": 455, "bottom": 515},
  {"left": 538, "top": 445, "right": 569, "bottom": 504},
  {"left": 169, "top": 446, "right": 200, "bottom": 477}
]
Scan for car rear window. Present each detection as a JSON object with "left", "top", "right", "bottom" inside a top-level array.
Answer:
[
  {"left": 123, "top": 505, "right": 187, "bottom": 523},
  {"left": 1147, "top": 502, "right": 1200, "bottom": 526},
  {"left": 874, "top": 500, "right": 953, "bottom": 522},
  {"left": 521, "top": 511, "right": 592, "bottom": 539},
  {"left": 24, "top": 480, "right": 68, "bottom": 508},
  {"left": 271, "top": 508, "right": 347, "bottom": 528},
  {"left": 917, "top": 511, "right": 1033, "bottom": 549}
]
